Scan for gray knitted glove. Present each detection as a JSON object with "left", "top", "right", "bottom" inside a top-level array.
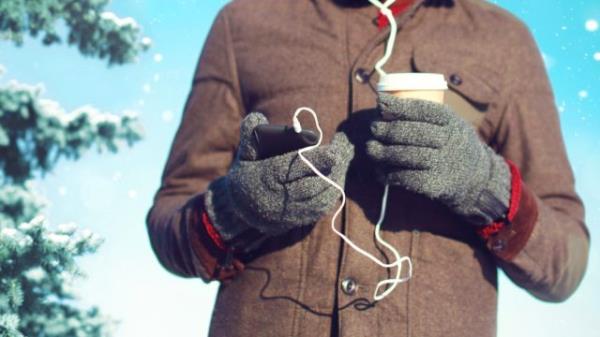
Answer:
[
  {"left": 366, "top": 94, "right": 511, "bottom": 226},
  {"left": 205, "top": 112, "right": 355, "bottom": 248}
]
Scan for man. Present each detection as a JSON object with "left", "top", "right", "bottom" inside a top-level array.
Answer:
[{"left": 146, "top": 0, "right": 589, "bottom": 336}]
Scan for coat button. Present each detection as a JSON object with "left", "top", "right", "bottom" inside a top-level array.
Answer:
[
  {"left": 341, "top": 277, "right": 358, "bottom": 295},
  {"left": 449, "top": 73, "right": 463, "bottom": 86},
  {"left": 491, "top": 239, "right": 506, "bottom": 252},
  {"left": 355, "top": 68, "right": 370, "bottom": 84}
]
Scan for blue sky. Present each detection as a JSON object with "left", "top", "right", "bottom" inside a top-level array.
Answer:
[{"left": 1, "top": 1, "right": 598, "bottom": 336}]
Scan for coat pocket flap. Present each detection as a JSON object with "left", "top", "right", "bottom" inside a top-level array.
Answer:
[{"left": 412, "top": 39, "right": 500, "bottom": 107}]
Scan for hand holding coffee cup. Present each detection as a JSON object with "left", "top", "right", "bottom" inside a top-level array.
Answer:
[{"left": 368, "top": 72, "right": 510, "bottom": 227}]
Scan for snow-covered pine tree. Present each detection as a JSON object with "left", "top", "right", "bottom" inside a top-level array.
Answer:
[{"left": 0, "top": 1, "right": 149, "bottom": 336}]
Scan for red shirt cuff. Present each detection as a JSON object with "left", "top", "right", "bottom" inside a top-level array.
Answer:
[
  {"left": 200, "top": 210, "right": 228, "bottom": 251},
  {"left": 477, "top": 160, "right": 540, "bottom": 261},
  {"left": 188, "top": 201, "right": 244, "bottom": 282},
  {"left": 477, "top": 159, "right": 522, "bottom": 240}
]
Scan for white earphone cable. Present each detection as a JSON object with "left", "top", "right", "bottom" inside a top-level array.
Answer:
[
  {"left": 367, "top": 0, "right": 415, "bottom": 300},
  {"left": 293, "top": 106, "right": 412, "bottom": 301},
  {"left": 287, "top": 0, "right": 413, "bottom": 302},
  {"left": 369, "top": 0, "right": 399, "bottom": 77}
]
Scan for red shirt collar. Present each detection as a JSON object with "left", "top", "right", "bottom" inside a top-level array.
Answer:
[{"left": 376, "top": 0, "right": 415, "bottom": 29}]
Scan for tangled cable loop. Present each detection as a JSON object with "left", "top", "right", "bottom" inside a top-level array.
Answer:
[{"left": 293, "top": 103, "right": 413, "bottom": 302}]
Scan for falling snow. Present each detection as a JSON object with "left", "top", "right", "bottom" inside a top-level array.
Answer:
[
  {"left": 585, "top": 19, "right": 598, "bottom": 32},
  {"left": 541, "top": 52, "right": 555, "bottom": 69},
  {"left": 578, "top": 90, "right": 588, "bottom": 99},
  {"left": 112, "top": 171, "right": 123, "bottom": 182},
  {"left": 154, "top": 53, "right": 163, "bottom": 63},
  {"left": 162, "top": 110, "right": 174, "bottom": 122},
  {"left": 557, "top": 101, "right": 566, "bottom": 113},
  {"left": 127, "top": 189, "right": 138, "bottom": 199},
  {"left": 58, "top": 186, "right": 67, "bottom": 196}
]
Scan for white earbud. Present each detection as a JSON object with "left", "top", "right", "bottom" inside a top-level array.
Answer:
[{"left": 292, "top": 116, "right": 302, "bottom": 133}]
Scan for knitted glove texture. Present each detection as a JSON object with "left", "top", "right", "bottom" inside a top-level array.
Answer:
[
  {"left": 205, "top": 112, "right": 355, "bottom": 240},
  {"left": 366, "top": 94, "right": 510, "bottom": 226}
]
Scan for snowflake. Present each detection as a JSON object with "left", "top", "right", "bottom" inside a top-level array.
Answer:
[
  {"left": 557, "top": 100, "right": 566, "bottom": 113},
  {"left": 585, "top": 19, "right": 598, "bottom": 32},
  {"left": 112, "top": 171, "right": 123, "bottom": 181},
  {"left": 162, "top": 110, "right": 174, "bottom": 122},
  {"left": 58, "top": 186, "right": 68, "bottom": 196},
  {"left": 128, "top": 189, "right": 138, "bottom": 199},
  {"left": 541, "top": 52, "right": 555, "bottom": 69}
]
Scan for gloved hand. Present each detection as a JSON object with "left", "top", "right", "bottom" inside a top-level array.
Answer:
[
  {"left": 366, "top": 94, "right": 511, "bottom": 226},
  {"left": 205, "top": 112, "right": 355, "bottom": 248}
]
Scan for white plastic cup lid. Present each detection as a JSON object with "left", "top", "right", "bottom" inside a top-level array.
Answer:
[{"left": 377, "top": 73, "right": 448, "bottom": 92}]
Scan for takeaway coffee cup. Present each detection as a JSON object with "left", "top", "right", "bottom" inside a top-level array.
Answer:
[{"left": 377, "top": 73, "right": 448, "bottom": 118}]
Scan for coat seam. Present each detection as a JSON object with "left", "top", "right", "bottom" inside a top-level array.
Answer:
[
  {"left": 407, "top": 230, "right": 420, "bottom": 337},
  {"left": 290, "top": 227, "right": 309, "bottom": 337},
  {"left": 221, "top": 6, "right": 247, "bottom": 118}
]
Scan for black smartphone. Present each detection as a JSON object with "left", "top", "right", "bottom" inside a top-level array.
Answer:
[{"left": 253, "top": 124, "right": 318, "bottom": 160}]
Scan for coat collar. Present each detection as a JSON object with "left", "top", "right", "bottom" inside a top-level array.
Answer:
[{"left": 325, "top": 0, "right": 427, "bottom": 34}]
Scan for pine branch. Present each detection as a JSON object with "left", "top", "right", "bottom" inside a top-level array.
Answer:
[{"left": 0, "top": 0, "right": 151, "bottom": 65}]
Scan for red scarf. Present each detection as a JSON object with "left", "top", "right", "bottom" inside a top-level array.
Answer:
[{"left": 376, "top": 0, "right": 416, "bottom": 29}]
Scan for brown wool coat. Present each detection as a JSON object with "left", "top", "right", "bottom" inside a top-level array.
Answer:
[{"left": 146, "top": 0, "right": 590, "bottom": 336}]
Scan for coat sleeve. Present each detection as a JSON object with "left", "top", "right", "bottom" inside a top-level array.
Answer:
[
  {"left": 145, "top": 7, "right": 246, "bottom": 282},
  {"left": 484, "top": 22, "right": 590, "bottom": 302}
]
